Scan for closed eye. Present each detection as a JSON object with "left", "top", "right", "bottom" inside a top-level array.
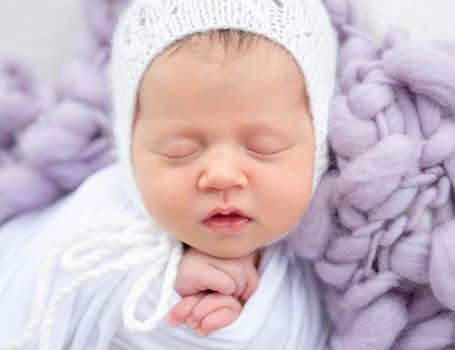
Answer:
[
  {"left": 159, "top": 151, "right": 197, "bottom": 159},
  {"left": 245, "top": 136, "right": 292, "bottom": 156},
  {"left": 248, "top": 149, "right": 282, "bottom": 155},
  {"left": 155, "top": 144, "right": 199, "bottom": 159},
  {"left": 246, "top": 146, "right": 290, "bottom": 156}
]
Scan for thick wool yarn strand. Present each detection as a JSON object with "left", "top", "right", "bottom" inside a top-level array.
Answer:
[
  {"left": 0, "top": 0, "right": 125, "bottom": 223},
  {"left": 289, "top": 0, "right": 455, "bottom": 349}
]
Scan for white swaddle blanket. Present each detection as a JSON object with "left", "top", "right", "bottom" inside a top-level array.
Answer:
[{"left": 0, "top": 162, "right": 328, "bottom": 350}]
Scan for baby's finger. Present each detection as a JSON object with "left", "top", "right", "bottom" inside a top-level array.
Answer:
[
  {"left": 209, "top": 260, "right": 247, "bottom": 298},
  {"left": 199, "top": 267, "right": 236, "bottom": 295},
  {"left": 197, "top": 304, "right": 242, "bottom": 337},
  {"left": 188, "top": 293, "right": 241, "bottom": 334},
  {"left": 240, "top": 263, "right": 259, "bottom": 300},
  {"left": 168, "top": 293, "right": 206, "bottom": 327}
]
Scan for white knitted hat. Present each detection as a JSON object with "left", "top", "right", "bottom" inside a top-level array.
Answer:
[{"left": 110, "top": 0, "right": 337, "bottom": 213}]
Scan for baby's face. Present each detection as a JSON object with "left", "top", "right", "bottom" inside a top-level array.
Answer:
[{"left": 132, "top": 41, "right": 314, "bottom": 258}]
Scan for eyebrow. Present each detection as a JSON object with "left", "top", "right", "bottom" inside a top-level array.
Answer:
[
  {"left": 157, "top": 124, "right": 202, "bottom": 138},
  {"left": 157, "top": 119, "right": 298, "bottom": 137}
]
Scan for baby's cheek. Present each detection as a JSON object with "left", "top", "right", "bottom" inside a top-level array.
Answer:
[
  {"left": 258, "top": 164, "right": 312, "bottom": 235},
  {"left": 137, "top": 168, "right": 194, "bottom": 240},
  {"left": 140, "top": 174, "right": 181, "bottom": 222}
]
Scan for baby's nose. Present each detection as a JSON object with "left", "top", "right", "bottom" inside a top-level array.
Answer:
[{"left": 198, "top": 147, "right": 248, "bottom": 192}]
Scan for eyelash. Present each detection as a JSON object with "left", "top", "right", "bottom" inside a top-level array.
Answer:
[
  {"left": 160, "top": 147, "right": 285, "bottom": 160},
  {"left": 247, "top": 148, "right": 285, "bottom": 156},
  {"left": 160, "top": 152, "right": 196, "bottom": 160}
]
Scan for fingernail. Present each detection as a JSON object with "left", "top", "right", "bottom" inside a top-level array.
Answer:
[
  {"left": 197, "top": 327, "right": 207, "bottom": 336},
  {"left": 168, "top": 314, "right": 180, "bottom": 326}
]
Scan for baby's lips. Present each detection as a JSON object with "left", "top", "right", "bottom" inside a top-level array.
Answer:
[{"left": 202, "top": 206, "right": 250, "bottom": 221}]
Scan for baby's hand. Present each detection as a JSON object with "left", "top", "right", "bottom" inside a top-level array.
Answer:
[
  {"left": 167, "top": 247, "right": 260, "bottom": 336},
  {"left": 173, "top": 247, "right": 260, "bottom": 300},
  {"left": 168, "top": 291, "right": 242, "bottom": 336}
]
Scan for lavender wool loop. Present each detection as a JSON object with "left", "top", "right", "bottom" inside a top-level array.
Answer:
[
  {"left": 0, "top": 0, "right": 123, "bottom": 224},
  {"left": 289, "top": 0, "right": 455, "bottom": 349}
]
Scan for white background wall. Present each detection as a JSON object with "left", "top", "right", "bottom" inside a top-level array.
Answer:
[
  {"left": 0, "top": 0, "right": 454, "bottom": 83},
  {"left": 0, "top": 0, "right": 83, "bottom": 82},
  {"left": 356, "top": 0, "right": 455, "bottom": 43}
]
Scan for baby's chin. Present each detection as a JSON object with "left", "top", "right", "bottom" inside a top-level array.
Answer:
[{"left": 191, "top": 242, "right": 261, "bottom": 259}]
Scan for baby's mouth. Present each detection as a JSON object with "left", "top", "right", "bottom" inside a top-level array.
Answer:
[
  {"left": 203, "top": 207, "right": 250, "bottom": 219},
  {"left": 202, "top": 209, "right": 252, "bottom": 234},
  {"left": 208, "top": 212, "right": 249, "bottom": 222}
]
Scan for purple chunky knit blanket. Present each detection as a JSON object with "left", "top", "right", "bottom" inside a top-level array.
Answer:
[
  {"left": 290, "top": 0, "right": 455, "bottom": 349},
  {"left": 1, "top": 0, "right": 455, "bottom": 349}
]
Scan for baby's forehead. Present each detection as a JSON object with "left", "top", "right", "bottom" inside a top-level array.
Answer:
[
  {"left": 138, "top": 41, "right": 307, "bottom": 112},
  {"left": 153, "top": 39, "right": 303, "bottom": 81}
]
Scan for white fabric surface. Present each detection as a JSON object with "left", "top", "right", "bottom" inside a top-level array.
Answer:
[{"left": 0, "top": 162, "right": 328, "bottom": 350}]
